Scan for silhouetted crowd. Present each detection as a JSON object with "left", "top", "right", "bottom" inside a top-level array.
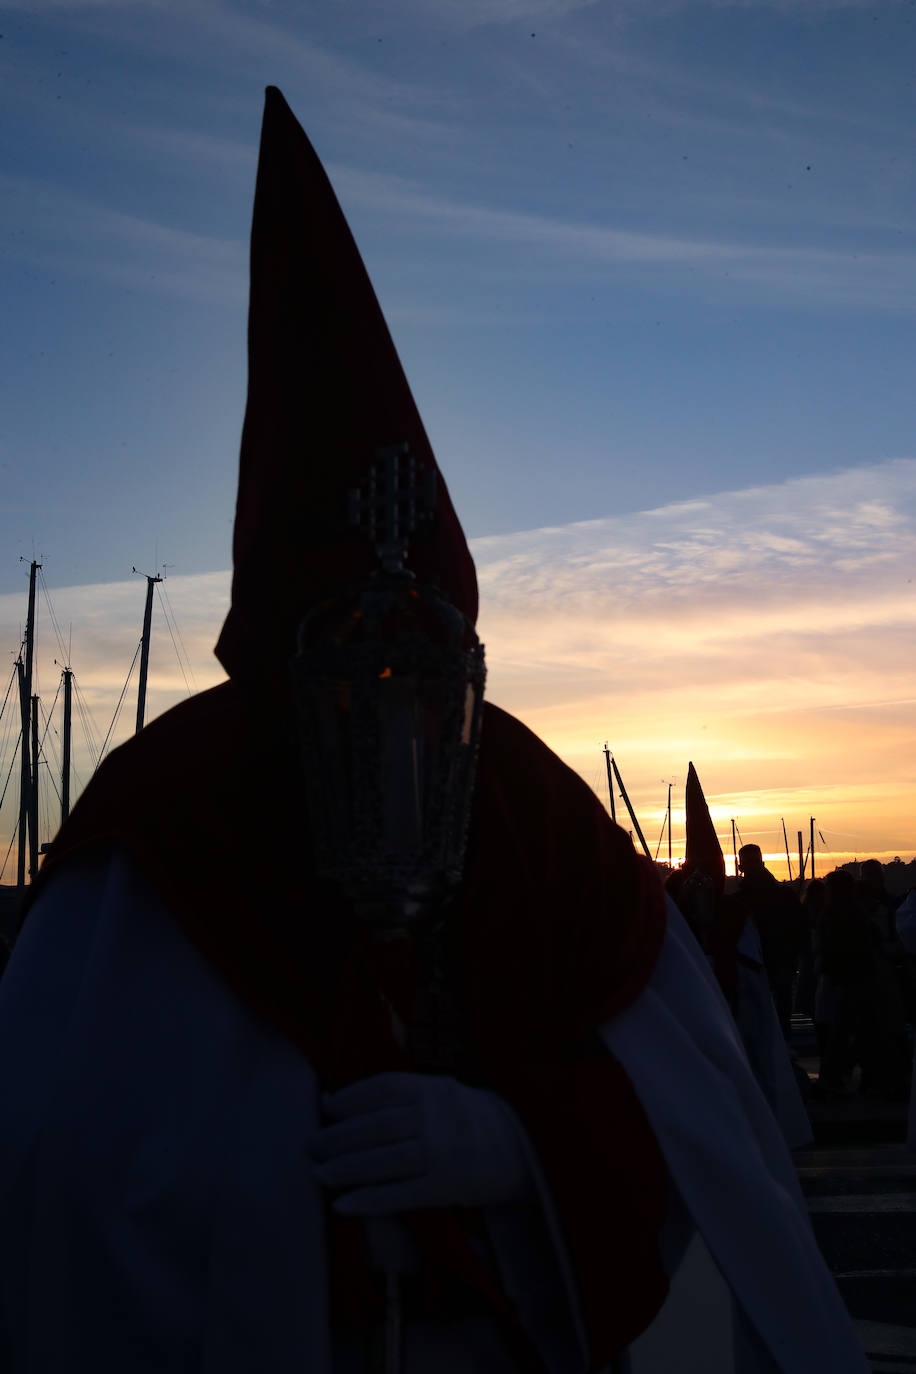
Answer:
[
  {"left": 803, "top": 861, "right": 914, "bottom": 1101},
  {"left": 666, "top": 845, "right": 915, "bottom": 1108},
  {"left": 741, "top": 853, "right": 915, "bottom": 1102},
  {"left": 4, "top": 849, "right": 914, "bottom": 1110}
]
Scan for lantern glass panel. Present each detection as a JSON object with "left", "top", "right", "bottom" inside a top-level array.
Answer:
[
  {"left": 292, "top": 576, "right": 485, "bottom": 919},
  {"left": 307, "top": 675, "right": 354, "bottom": 863},
  {"left": 377, "top": 671, "right": 423, "bottom": 851}
]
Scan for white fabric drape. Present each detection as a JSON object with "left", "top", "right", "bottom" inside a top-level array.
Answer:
[{"left": 0, "top": 858, "right": 868, "bottom": 1372}]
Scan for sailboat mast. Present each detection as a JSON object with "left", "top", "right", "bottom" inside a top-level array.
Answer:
[
  {"left": 16, "top": 662, "right": 28, "bottom": 887},
  {"left": 61, "top": 667, "right": 73, "bottom": 824},
  {"left": 135, "top": 573, "right": 162, "bottom": 734},
  {"left": 16, "top": 559, "right": 40, "bottom": 887},
  {"left": 602, "top": 743, "right": 617, "bottom": 824},
  {"left": 29, "top": 694, "right": 39, "bottom": 879},
  {"left": 781, "top": 818, "right": 793, "bottom": 881},
  {"left": 667, "top": 782, "right": 672, "bottom": 868},
  {"left": 731, "top": 819, "right": 738, "bottom": 878},
  {"left": 610, "top": 757, "right": 652, "bottom": 861},
  {"left": 810, "top": 817, "right": 816, "bottom": 881}
]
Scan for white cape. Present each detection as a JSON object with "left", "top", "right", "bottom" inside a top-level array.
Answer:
[
  {"left": 606, "top": 899, "right": 860, "bottom": 1373},
  {"left": 732, "top": 919, "right": 812, "bottom": 1151},
  {"left": 0, "top": 851, "right": 866, "bottom": 1373}
]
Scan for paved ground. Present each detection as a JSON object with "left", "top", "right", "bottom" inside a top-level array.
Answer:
[
  {"left": 796, "top": 1144, "right": 916, "bottom": 1373},
  {"left": 790, "top": 1015, "right": 915, "bottom": 1373},
  {"left": 791, "top": 1014, "right": 910, "bottom": 1145}
]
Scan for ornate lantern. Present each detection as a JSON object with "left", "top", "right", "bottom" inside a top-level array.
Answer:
[{"left": 290, "top": 444, "right": 486, "bottom": 933}]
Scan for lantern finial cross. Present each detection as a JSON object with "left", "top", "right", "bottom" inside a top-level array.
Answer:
[{"left": 348, "top": 443, "right": 437, "bottom": 575}]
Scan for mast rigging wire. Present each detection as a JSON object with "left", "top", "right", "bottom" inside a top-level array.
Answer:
[
  {"left": 0, "top": 673, "right": 20, "bottom": 788},
  {"left": 72, "top": 677, "right": 102, "bottom": 770},
  {"left": 0, "top": 819, "right": 18, "bottom": 885},
  {"left": 0, "top": 661, "right": 18, "bottom": 731},
  {"left": 38, "top": 695, "right": 63, "bottom": 792},
  {"left": 0, "top": 733, "right": 21, "bottom": 815},
  {"left": 96, "top": 641, "right": 142, "bottom": 767},
  {"left": 70, "top": 756, "right": 88, "bottom": 794},
  {"left": 37, "top": 572, "right": 105, "bottom": 784},
  {"left": 158, "top": 581, "right": 197, "bottom": 694},
  {"left": 38, "top": 683, "right": 62, "bottom": 754},
  {"left": 654, "top": 813, "right": 668, "bottom": 863},
  {"left": 40, "top": 756, "right": 62, "bottom": 811},
  {"left": 38, "top": 571, "right": 71, "bottom": 669},
  {"left": 155, "top": 585, "right": 193, "bottom": 698}
]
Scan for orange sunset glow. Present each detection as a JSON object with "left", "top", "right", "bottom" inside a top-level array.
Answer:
[{"left": 3, "top": 459, "right": 914, "bottom": 887}]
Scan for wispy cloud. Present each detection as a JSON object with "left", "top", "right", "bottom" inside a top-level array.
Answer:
[
  {"left": 118, "top": 124, "right": 256, "bottom": 180},
  {"left": 401, "top": 0, "right": 901, "bottom": 28},
  {"left": 13, "top": 154, "right": 911, "bottom": 315},
  {"left": 1, "top": 0, "right": 888, "bottom": 11},
  {"left": 1, "top": 172, "right": 246, "bottom": 305},
  {"left": 474, "top": 458, "right": 916, "bottom": 681},
  {"left": 401, "top": 0, "right": 599, "bottom": 26},
  {"left": 334, "top": 168, "right": 916, "bottom": 312},
  {"left": 0, "top": 0, "right": 456, "bottom": 114},
  {"left": 0, "top": 0, "right": 154, "bottom": 7},
  {"left": 468, "top": 458, "right": 916, "bottom": 862}
]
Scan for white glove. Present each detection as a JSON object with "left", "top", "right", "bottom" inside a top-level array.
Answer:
[{"left": 311, "top": 1071, "right": 534, "bottom": 1216}]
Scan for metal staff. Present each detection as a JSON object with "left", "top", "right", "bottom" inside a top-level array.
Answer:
[{"left": 292, "top": 445, "right": 486, "bottom": 1374}]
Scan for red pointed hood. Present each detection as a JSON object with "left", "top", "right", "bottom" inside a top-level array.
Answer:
[
  {"left": 215, "top": 86, "right": 478, "bottom": 686},
  {"left": 684, "top": 761, "right": 726, "bottom": 893}
]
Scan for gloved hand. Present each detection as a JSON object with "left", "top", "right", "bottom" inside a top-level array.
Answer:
[{"left": 311, "top": 1071, "right": 535, "bottom": 1216}]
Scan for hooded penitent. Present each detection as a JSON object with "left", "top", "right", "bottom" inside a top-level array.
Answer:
[
  {"left": 31, "top": 88, "right": 669, "bottom": 1365},
  {"left": 678, "top": 761, "right": 745, "bottom": 1005},
  {"left": 684, "top": 760, "right": 726, "bottom": 895}
]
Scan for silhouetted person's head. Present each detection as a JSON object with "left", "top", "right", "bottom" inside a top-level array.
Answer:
[
  {"left": 802, "top": 878, "right": 825, "bottom": 917},
  {"left": 860, "top": 859, "right": 885, "bottom": 893},
  {"left": 738, "top": 844, "right": 765, "bottom": 877},
  {"left": 824, "top": 868, "right": 860, "bottom": 914}
]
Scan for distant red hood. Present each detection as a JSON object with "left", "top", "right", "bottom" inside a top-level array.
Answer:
[{"left": 684, "top": 760, "right": 726, "bottom": 893}]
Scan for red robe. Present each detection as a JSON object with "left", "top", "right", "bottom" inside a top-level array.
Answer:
[{"left": 32, "top": 683, "right": 669, "bottom": 1367}]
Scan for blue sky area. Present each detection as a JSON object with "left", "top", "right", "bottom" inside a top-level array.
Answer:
[{"left": 2, "top": 0, "right": 914, "bottom": 595}]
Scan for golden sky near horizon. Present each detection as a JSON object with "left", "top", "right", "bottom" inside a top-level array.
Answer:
[{"left": 2, "top": 458, "right": 915, "bottom": 884}]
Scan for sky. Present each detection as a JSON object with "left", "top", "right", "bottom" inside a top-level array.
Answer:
[{"left": 1, "top": 0, "right": 915, "bottom": 880}]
